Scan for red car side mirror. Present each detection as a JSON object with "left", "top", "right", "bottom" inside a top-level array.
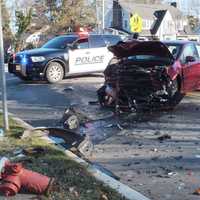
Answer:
[{"left": 185, "top": 56, "right": 195, "bottom": 63}]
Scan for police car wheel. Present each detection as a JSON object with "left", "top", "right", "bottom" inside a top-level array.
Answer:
[{"left": 46, "top": 62, "right": 64, "bottom": 83}]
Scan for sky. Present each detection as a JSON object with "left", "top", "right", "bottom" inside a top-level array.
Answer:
[
  {"left": 162, "top": 0, "right": 200, "bottom": 17},
  {"left": 5, "top": 0, "right": 34, "bottom": 33},
  {"left": 5, "top": 0, "right": 200, "bottom": 34}
]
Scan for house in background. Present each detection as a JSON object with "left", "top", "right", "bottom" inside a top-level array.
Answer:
[
  {"left": 163, "top": 0, "right": 200, "bottom": 18},
  {"left": 105, "top": 1, "right": 189, "bottom": 40}
]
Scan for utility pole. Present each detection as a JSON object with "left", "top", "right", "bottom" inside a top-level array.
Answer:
[
  {"left": 96, "top": 0, "right": 99, "bottom": 33},
  {"left": 0, "top": 1, "right": 9, "bottom": 131},
  {"left": 102, "top": 0, "right": 105, "bottom": 31}
]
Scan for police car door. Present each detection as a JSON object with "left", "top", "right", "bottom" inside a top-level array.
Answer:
[
  {"left": 69, "top": 35, "right": 112, "bottom": 73},
  {"left": 69, "top": 38, "right": 92, "bottom": 73},
  {"left": 88, "top": 35, "right": 113, "bottom": 72}
]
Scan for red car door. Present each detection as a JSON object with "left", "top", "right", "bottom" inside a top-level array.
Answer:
[
  {"left": 194, "top": 43, "right": 200, "bottom": 89},
  {"left": 180, "top": 43, "right": 200, "bottom": 92}
]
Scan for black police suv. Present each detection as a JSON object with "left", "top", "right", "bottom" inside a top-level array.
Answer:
[{"left": 8, "top": 34, "right": 122, "bottom": 83}]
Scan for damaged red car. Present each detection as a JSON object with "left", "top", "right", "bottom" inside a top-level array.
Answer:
[{"left": 97, "top": 40, "right": 200, "bottom": 112}]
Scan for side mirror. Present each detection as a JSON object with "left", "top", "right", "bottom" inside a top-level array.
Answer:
[
  {"left": 67, "top": 44, "right": 77, "bottom": 50},
  {"left": 186, "top": 56, "right": 195, "bottom": 63}
]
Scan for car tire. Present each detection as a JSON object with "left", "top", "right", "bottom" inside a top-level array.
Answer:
[
  {"left": 169, "top": 78, "right": 184, "bottom": 107},
  {"left": 46, "top": 62, "right": 64, "bottom": 83}
]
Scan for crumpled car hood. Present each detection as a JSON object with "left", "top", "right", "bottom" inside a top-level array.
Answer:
[{"left": 108, "top": 40, "right": 175, "bottom": 65}]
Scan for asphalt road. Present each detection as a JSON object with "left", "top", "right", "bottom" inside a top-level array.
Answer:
[{"left": 2, "top": 72, "right": 200, "bottom": 200}]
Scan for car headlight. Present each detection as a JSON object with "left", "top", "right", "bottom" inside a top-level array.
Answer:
[{"left": 31, "top": 56, "right": 46, "bottom": 62}]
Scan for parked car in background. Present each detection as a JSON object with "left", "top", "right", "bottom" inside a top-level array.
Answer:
[
  {"left": 8, "top": 34, "right": 122, "bottom": 83},
  {"left": 98, "top": 40, "right": 200, "bottom": 112}
]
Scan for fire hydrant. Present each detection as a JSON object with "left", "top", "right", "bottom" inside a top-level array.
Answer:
[{"left": 0, "top": 161, "right": 53, "bottom": 196}]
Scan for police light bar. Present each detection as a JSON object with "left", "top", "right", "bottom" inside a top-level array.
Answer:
[{"left": 76, "top": 27, "right": 89, "bottom": 38}]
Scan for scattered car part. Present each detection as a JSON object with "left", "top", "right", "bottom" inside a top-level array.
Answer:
[
  {"left": 61, "top": 107, "right": 80, "bottom": 130},
  {"left": 157, "top": 134, "right": 172, "bottom": 141}
]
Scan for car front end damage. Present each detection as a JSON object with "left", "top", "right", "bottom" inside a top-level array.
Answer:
[{"left": 97, "top": 40, "right": 182, "bottom": 112}]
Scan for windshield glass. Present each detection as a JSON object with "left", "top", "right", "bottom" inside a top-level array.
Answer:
[
  {"left": 127, "top": 55, "right": 172, "bottom": 64},
  {"left": 164, "top": 44, "right": 181, "bottom": 59},
  {"left": 42, "top": 36, "right": 78, "bottom": 49}
]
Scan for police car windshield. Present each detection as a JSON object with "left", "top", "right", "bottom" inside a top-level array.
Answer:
[{"left": 42, "top": 36, "right": 78, "bottom": 49}]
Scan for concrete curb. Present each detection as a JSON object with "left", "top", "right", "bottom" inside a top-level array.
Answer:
[
  {"left": 13, "top": 116, "right": 151, "bottom": 200},
  {"left": 64, "top": 150, "right": 151, "bottom": 200}
]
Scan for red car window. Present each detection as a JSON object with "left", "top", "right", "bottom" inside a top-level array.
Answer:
[{"left": 180, "top": 44, "right": 198, "bottom": 64}]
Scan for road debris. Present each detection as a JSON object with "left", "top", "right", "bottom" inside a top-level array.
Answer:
[
  {"left": 63, "top": 86, "right": 74, "bottom": 92},
  {"left": 88, "top": 100, "right": 99, "bottom": 105},
  {"left": 117, "top": 123, "right": 124, "bottom": 130},
  {"left": 154, "top": 131, "right": 161, "bottom": 136},
  {"left": 167, "top": 172, "right": 177, "bottom": 176},
  {"left": 151, "top": 148, "right": 158, "bottom": 152},
  {"left": 61, "top": 106, "right": 91, "bottom": 130},
  {"left": 104, "top": 124, "right": 114, "bottom": 128},
  {"left": 178, "top": 182, "right": 185, "bottom": 190},
  {"left": 63, "top": 112, "right": 79, "bottom": 130},
  {"left": 44, "top": 128, "right": 86, "bottom": 149},
  {"left": 174, "top": 156, "right": 183, "bottom": 160},
  {"left": 157, "top": 134, "right": 172, "bottom": 141}
]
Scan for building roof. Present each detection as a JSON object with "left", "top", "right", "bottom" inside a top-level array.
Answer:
[
  {"left": 118, "top": 1, "right": 156, "bottom": 20},
  {"left": 151, "top": 10, "right": 167, "bottom": 35},
  {"left": 118, "top": 1, "right": 184, "bottom": 21}
]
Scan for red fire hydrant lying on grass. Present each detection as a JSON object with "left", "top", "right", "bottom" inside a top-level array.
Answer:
[{"left": 0, "top": 161, "right": 53, "bottom": 196}]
